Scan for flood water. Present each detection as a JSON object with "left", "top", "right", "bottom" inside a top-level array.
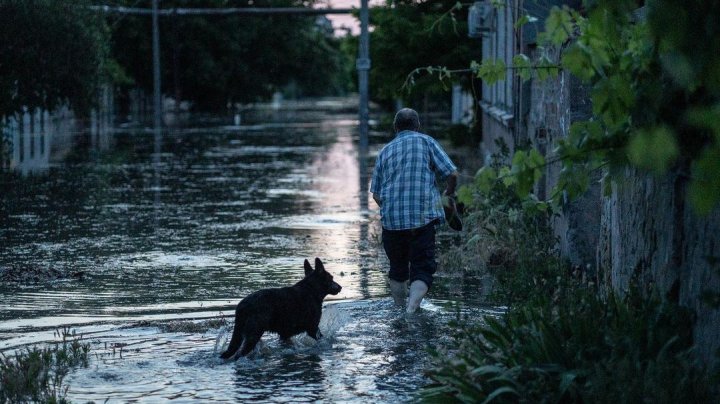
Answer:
[{"left": 0, "top": 103, "right": 497, "bottom": 402}]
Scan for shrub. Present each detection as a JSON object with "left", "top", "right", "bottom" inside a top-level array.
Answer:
[
  {"left": 429, "top": 151, "right": 715, "bottom": 402},
  {"left": 0, "top": 328, "right": 89, "bottom": 403},
  {"left": 439, "top": 147, "right": 559, "bottom": 305},
  {"left": 422, "top": 284, "right": 714, "bottom": 403}
]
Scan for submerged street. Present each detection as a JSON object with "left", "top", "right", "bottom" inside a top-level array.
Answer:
[{"left": 0, "top": 104, "right": 495, "bottom": 402}]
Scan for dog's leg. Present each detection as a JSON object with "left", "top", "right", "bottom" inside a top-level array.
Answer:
[
  {"left": 307, "top": 326, "right": 323, "bottom": 340},
  {"left": 220, "top": 312, "right": 247, "bottom": 359},
  {"left": 220, "top": 332, "right": 243, "bottom": 359},
  {"left": 238, "top": 320, "right": 263, "bottom": 356}
]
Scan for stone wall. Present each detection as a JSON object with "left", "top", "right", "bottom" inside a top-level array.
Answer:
[
  {"left": 525, "top": 52, "right": 720, "bottom": 366},
  {"left": 528, "top": 77, "right": 720, "bottom": 366},
  {"left": 473, "top": 0, "right": 720, "bottom": 372},
  {"left": 599, "top": 168, "right": 720, "bottom": 365},
  {"left": 527, "top": 65, "right": 599, "bottom": 271}
]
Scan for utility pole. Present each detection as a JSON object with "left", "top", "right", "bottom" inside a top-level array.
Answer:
[
  {"left": 357, "top": 0, "right": 371, "bottom": 211},
  {"left": 152, "top": 0, "right": 162, "bottom": 161},
  {"left": 152, "top": 0, "right": 162, "bottom": 225},
  {"left": 357, "top": 0, "right": 370, "bottom": 152}
]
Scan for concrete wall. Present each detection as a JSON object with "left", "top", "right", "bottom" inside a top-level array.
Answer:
[
  {"left": 524, "top": 54, "right": 599, "bottom": 271},
  {"left": 479, "top": 106, "right": 514, "bottom": 165},
  {"left": 599, "top": 168, "right": 720, "bottom": 365},
  {"left": 526, "top": 66, "right": 720, "bottom": 367}
]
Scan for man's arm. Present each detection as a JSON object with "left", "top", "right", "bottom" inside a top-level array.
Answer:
[
  {"left": 444, "top": 171, "right": 458, "bottom": 196},
  {"left": 372, "top": 193, "right": 382, "bottom": 207}
]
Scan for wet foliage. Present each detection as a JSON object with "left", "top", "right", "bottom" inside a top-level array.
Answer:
[
  {"left": 440, "top": 148, "right": 556, "bottom": 304},
  {"left": 0, "top": 328, "right": 89, "bottom": 404},
  {"left": 472, "top": 0, "right": 720, "bottom": 215}
]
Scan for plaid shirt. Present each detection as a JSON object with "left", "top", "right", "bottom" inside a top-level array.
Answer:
[{"left": 370, "top": 130, "right": 457, "bottom": 230}]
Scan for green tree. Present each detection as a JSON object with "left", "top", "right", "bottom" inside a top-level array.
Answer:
[
  {"left": 367, "top": 0, "right": 480, "bottom": 107},
  {"left": 0, "top": 0, "right": 109, "bottom": 118},
  {"left": 107, "top": 0, "right": 352, "bottom": 111}
]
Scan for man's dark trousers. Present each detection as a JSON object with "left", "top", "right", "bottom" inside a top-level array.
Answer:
[{"left": 382, "top": 220, "right": 438, "bottom": 289}]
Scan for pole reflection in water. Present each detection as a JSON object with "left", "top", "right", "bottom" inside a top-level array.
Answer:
[
  {"left": 152, "top": 119, "right": 162, "bottom": 232},
  {"left": 357, "top": 126, "right": 372, "bottom": 299}
]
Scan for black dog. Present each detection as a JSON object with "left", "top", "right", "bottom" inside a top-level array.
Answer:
[{"left": 219, "top": 257, "right": 342, "bottom": 359}]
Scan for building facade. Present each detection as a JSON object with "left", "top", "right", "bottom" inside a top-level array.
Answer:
[{"left": 469, "top": 0, "right": 720, "bottom": 366}]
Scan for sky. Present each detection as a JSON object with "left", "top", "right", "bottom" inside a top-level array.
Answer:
[{"left": 319, "top": 0, "right": 383, "bottom": 36}]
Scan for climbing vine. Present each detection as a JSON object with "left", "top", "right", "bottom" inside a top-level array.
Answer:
[{"left": 458, "top": 0, "right": 720, "bottom": 214}]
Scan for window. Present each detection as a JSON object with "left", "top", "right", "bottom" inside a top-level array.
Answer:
[{"left": 481, "top": 1, "right": 515, "bottom": 121}]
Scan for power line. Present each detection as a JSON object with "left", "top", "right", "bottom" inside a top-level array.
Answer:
[{"left": 90, "top": 5, "right": 355, "bottom": 16}]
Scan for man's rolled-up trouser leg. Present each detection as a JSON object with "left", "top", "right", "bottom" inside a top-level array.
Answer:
[
  {"left": 382, "top": 227, "right": 410, "bottom": 283},
  {"left": 408, "top": 220, "right": 437, "bottom": 289}
]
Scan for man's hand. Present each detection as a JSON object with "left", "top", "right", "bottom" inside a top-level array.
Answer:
[{"left": 444, "top": 171, "right": 458, "bottom": 196}]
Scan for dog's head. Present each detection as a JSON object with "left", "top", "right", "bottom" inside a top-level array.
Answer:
[{"left": 304, "top": 257, "right": 342, "bottom": 295}]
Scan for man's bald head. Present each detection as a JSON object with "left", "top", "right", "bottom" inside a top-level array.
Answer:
[{"left": 393, "top": 108, "right": 420, "bottom": 133}]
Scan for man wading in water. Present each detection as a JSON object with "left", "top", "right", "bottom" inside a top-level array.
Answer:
[{"left": 370, "top": 108, "right": 459, "bottom": 313}]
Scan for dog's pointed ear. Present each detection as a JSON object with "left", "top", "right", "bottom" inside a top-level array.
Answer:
[
  {"left": 314, "top": 257, "right": 325, "bottom": 273},
  {"left": 304, "top": 259, "right": 313, "bottom": 277}
]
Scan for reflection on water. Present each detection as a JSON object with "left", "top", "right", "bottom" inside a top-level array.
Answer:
[
  {"left": 0, "top": 107, "right": 494, "bottom": 402},
  {"left": 63, "top": 300, "right": 500, "bottom": 403}
]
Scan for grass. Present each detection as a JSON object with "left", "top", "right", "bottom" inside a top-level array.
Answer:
[{"left": 0, "top": 327, "right": 90, "bottom": 404}]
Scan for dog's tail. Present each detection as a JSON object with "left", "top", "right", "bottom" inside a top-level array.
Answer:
[{"left": 220, "top": 311, "right": 247, "bottom": 359}]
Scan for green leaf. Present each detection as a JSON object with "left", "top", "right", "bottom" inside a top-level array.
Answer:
[
  {"left": 511, "top": 150, "right": 526, "bottom": 167},
  {"left": 528, "top": 148, "right": 545, "bottom": 168},
  {"left": 626, "top": 126, "right": 679, "bottom": 173},
  {"left": 685, "top": 105, "right": 720, "bottom": 140},
  {"left": 512, "top": 54, "right": 532, "bottom": 81},
  {"left": 536, "top": 55, "right": 560, "bottom": 81},
  {"left": 466, "top": 234, "right": 481, "bottom": 245},
  {"left": 481, "top": 386, "right": 519, "bottom": 404},
  {"left": 559, "top": 371, "right": 578, "bottom": 396},
  {"left": 457, "top": 185, "right": 474, "bottom": 206},
  {"left": 499, "top": 167, "right": 516, "bottom": 187},
  {"left": 592, "top": 75, "right": 635, "bottom": 129},
  {"left": 474, "top": 166, "right": 498, "bottom": 194},
  {"left": 477, "top": 59, "right": 507, "bottom": 85},
  {"left": 469, "top": 364, "right": 505, "bottom": 377},
  {"left": 544, "top": 6, "right": 574, "bottom": 46},
  {"left": 561, "top": 44, "right": 595, "bottom": 81},
  {"left": 660, "top": 51, "right": 698, "bottom": 90}
]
